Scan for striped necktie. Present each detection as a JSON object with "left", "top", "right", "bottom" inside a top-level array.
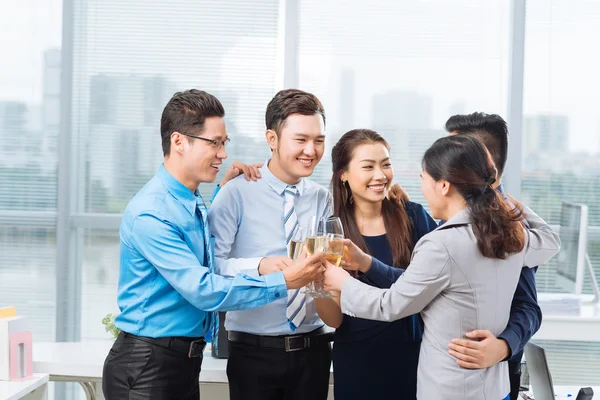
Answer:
[
  {"left": 197, "top": 195, "right": 218, "bottom": 343},
  {"left": 284, "top": 185, "right": 306, "bottom": 331},
  {"left": 196, "top": 195, "right": 213, "bottom": 271}
]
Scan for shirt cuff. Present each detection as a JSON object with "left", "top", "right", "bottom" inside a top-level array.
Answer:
[
  {"left": 498, "top": 329, "right": 519, "bottom": 361},
  {"left": 263, "top": 272, "right": 288, "bottom": 302},
  {"left": 340, "top": 277, "right": 365, "bottom": 317}
]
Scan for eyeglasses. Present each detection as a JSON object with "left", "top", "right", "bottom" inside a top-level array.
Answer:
[{"left": 179, "top": 132, "right": 231, "bottom": 149}]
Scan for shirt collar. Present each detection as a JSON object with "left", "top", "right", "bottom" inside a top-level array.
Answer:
[
  {"left": 435, "top": 207, "right": 471, "bottom": 231},
  {"left": 260, "top": 159, "right": 306, "bottom": 196},
  {"left": 157, "top": 164, "right": 202, "bottom": 216}
]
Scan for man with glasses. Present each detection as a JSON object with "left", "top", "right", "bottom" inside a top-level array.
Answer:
[
  {"left": 102, "top": 89, "right": 326, "bottom": 400},
  {"left": 209, "top": 89, "right": 333, "bottom": 400}
]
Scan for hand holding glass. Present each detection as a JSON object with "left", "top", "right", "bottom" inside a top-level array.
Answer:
[
  {"left": 305, "top": 217, "right": 325, "bottom": 295},
  {"left": 311, "top": 216, "right": 344, "bottom": 298}
]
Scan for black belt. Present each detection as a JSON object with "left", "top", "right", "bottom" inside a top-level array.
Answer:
[
  {"left": 121, "top": 332, "right": 206, "bottom": 358},
  {"left": 228, "top": 327, "right": 334, "bottom": 352}
]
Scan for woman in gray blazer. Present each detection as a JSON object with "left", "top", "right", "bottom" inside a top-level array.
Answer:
[{"left": 324, "top": 135, "right": 560, "bottom": 400}]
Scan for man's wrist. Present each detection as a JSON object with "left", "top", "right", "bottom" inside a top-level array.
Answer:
[
  {"left": 497, "top": 338, "right": 511, "bottom": 362},
  {"left": 281, "top": 268, "right": 296, "bottom": 289},
  {"left": 257, "top": 257, "right": 266, "bottom": 276}
]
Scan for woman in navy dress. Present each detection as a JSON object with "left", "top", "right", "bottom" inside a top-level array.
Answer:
[{"left": 315, "top": 129, "right": 437, "bottom": 400}]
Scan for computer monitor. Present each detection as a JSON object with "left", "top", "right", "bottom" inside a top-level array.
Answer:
[
  {"left": 555, "top": 202, "right": 588, "bottom": 294},
  {"left": 524, "top": 342, "right": 556, "bottom": 400}
]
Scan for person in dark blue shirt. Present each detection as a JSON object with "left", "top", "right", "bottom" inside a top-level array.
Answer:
[
  {"left": 315, "top": 129, "right": 438, "bottom": 399},
  {"left": 444, "top": 113, "right": 541, "bottom": 400},
  {"left": 385, "top": 112, "right": 541, "bottom": 400}
]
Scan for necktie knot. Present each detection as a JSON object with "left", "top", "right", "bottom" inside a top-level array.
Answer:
[{"left": 284, "top": 185, "right": 298, "bottom": 196}]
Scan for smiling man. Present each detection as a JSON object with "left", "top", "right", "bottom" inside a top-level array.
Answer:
[
  {"left": 208, "top": 89, "right": 333, "bottom": 400},
  {"left": 101, "top": 89, "right": 326, "bottom": 400}
]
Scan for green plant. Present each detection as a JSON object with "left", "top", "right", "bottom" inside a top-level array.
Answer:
[{"left": 102, "top": 313, "right": 120, "bottom": 338}]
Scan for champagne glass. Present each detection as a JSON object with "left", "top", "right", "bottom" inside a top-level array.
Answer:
[
  {"left": 324, "top": 216, "right": 344, "bottom": 238},
  {"left": 305, "top": 216, "right": 325, "bottom": 296},
  {"left": 313, "top": 216, "right": 345, "bottom": 298},
  {"left": 324, "top": 233, "right": 344, "bottom": 267},
  {"left": 288, "top": 225, "right": 306, "bottom": 261}
]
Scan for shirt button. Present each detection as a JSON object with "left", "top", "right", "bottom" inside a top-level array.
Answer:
[{"left": 275, "top": 293, "right": 281, "bottom": 298}]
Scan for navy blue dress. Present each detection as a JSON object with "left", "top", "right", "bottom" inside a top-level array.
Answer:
[{"left": 332, "top": 201, "right": 437, "bottom": 400}]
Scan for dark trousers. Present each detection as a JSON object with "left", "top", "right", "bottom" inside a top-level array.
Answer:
[
  {"left": 102, "top": 332, "right": 203, "bottom": 400},
  {"left": 227, "top": 339, "right": 331, "bottom": 400},
  {"left": 509, "top": 371, "right": 521, "bottom": 400}
]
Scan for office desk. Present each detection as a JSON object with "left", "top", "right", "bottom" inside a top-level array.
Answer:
[
  {"left": 33, "top": 341, "right": 334, "bottom": 400},
  {"left": 0, "top": 374, "right": 49, "bottom": 400},
  {"left": 533, "top": 294, "right": 600, "bottom": 342}
]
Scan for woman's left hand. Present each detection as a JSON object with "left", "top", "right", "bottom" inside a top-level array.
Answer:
[{"left": 323, "top": 261, "right": 351, "bottom": 292}]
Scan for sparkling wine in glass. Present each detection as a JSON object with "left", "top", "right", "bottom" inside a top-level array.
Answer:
[
  {"left": 324, "top": 234, "right": 344, "bottom": 267},
  {"left": 288, "top": 225, "right": 306, "bottom": 260},
  {"left": 313, "top": 216, "right": 345, "bottom": 298},
  {"left": 305, "top": 216, "right": 325, "bottom": 295}
]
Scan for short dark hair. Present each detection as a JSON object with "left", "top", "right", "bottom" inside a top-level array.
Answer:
[
  {"left": 160, "top": 89, "right": 225, "bottom": 156},
  {"left": 265, "top": 89, "right": 326, "bottom": 136},
  {"left": 445, "top": 112, "right": 509, "bottom": 177}
]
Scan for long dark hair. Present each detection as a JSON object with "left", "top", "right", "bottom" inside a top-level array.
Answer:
[
  {"left": 422, "top": 135, "right": 525, "bottom": 259},
  {"left": 331, "top": 129, "right": 413, "bottom": 268}
]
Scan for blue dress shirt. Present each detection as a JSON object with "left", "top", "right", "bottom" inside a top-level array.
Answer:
[
  {"left": 115, "top": 164, "right": 288, "bottom": 338},
  {"left": 208, "top": 160, "right": 332, "bottom": 335}
]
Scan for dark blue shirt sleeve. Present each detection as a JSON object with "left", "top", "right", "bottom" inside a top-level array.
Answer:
[
  {"left": 363, "top": 257, "right": 405, "bottom": 289},
  {"left": 498, "top": 266, "right": 542, "bottom": 362},
  {"left": 363, "top": 202, "right": 438, "bottom": 289}
]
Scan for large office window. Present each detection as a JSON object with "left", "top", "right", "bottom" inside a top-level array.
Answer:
[
  {"left": 1, "top": 0, "right": 281, "bottom": 345},
  {"left": 2, "top": 0, "right": 600, "bottom": 393},
  {"left": 68, "top": 0, "right": 281, "bottom": 340},
  {"left": 0, "top": 0, "right": 62, "bottom": 341},
  {"left": 298, "top": 0, "right": 510, "bottom": 199},
  {"left": 521, "top": 0, "right": 600, "bottom": 384},
  {"left": 72, "top": 0, "right": 280, "bottom": 210}
]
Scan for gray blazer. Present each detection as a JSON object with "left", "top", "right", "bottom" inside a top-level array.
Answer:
[{"left": 340, "top": 205, "right": 560, "bottom": 400}]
